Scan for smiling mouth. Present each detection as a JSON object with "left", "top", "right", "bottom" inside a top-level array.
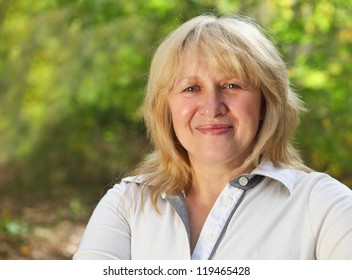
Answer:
[{"left": 195, "top": 124, "right": 233, "bottom": 135}]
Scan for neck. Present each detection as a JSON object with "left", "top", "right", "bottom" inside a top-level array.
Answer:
[{"left": 187, "top": 159, "right": 254, "bottom": 200}]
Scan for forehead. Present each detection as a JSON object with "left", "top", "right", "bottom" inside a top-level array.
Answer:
[
  {"left": 175, "top": 45, "right": 246, "bottom": 82},
  {"left": 176, "top": 47, "right": 205, "bottom": 75}
]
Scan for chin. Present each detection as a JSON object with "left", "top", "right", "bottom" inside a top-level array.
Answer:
[{"left": 200, "top": 154, "right": 235, "bottom": 164}]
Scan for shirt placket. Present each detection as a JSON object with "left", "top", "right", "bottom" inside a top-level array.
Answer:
[{"left": 166, "top": 175, "right": 263, "bottom": 260}]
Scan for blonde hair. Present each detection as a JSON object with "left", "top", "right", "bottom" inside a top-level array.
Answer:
[{"left": 132, "top": 14, "right": 310, "bottom": 208}]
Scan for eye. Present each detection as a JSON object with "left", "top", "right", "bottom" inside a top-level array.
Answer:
[
  {"left": 183, "top": 85, "right": 200, "bottom": 92},
  {"left": 225, "top": 83, "right": 240, "bottom": 89}
]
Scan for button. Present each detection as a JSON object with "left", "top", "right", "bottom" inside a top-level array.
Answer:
[
  {"left": 205, "top": 233, "right": 214, "bottom": 244},
  {"left": 239, "top": 176, "right": 249, "bottom": 186}
]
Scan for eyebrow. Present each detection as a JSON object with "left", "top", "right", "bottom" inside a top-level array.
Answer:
[
  {"left": 177, "top": 75, "right": 244, "bottom": 84},
  {"left": 176, "top": 76, "right": 198, "bottom": 84}
]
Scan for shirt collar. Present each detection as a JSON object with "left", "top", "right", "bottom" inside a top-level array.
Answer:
[
  {"left": 250, "top": 160, "right": 296, "bottom": 194},
  {"left": 157, "top": 160, "right": 297, "bottom": 199}
]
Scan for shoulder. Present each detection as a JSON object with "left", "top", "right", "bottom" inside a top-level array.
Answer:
[
  {"left": 254, "top": 160, "right": 350, "bottom": 196},
  {"left": 111, "top": 174, "right": 152, "bottom": 194},
  {"left": 295, "top": 170, "right": 351, "bottom": 196},
  {"left": 98, "top": 174, "right": 153, "bottom": 209},
  {"left": 291, "top": 170, "right": 352, "bottom": 231},
  {"left": 299, "top": 171, "right": 352, "bottom": 206}
]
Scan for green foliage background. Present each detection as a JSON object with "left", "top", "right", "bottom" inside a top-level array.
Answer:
[{"left": 1, "top": 0, "right": 351, "bottom": 205}]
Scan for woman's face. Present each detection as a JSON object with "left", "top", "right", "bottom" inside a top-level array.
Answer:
[{"left": 168, "top": 48, "right": 263, "bottom": 169}]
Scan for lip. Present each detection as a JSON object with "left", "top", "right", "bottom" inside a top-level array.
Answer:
[{"left": 195, "top": 124, "right": 233, "bottom": 135}]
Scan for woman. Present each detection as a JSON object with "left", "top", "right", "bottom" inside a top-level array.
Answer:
[{"left": 73, "top": 14, "right": 352, "bottom": 259}]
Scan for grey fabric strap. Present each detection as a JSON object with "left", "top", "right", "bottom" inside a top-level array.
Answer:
[
  {"left": 165, "top": 174, "right": 263, "bottom": 259},
  {"left": 166, "top": 193, "right": 191, "bottom": 243},
  {"left": 208, "top": 174, "right": 263, "bottom": 260}
]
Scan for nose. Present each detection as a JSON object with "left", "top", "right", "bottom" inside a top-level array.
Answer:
[{"left": 198, "top": 88, "right": 227, "bottom": 117}]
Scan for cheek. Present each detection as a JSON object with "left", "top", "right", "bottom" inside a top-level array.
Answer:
[
  {"left": 178, "top": 107, "right": 194, "bottom": 120},
  {"left": 169, "top": 99, "right": 196, "bottom": 127},
  {"left": 234, "top": 97, "right": 262, "bottom": 125}
]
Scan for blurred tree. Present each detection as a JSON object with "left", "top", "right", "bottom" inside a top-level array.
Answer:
[
  {"left": 0, "top": 0, "right": 351, "bottom": 201},
  {"left": 265, "top": 0, "right": 352, "bottom": 182}
]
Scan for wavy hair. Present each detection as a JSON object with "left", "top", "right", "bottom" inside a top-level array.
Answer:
[{"left": 132, "top": 14, "right": 310, "bottom": 209}]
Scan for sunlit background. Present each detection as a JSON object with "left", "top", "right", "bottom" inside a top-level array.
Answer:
[{"left": 0, "top": 0, "right": 351, "bottom": 259}]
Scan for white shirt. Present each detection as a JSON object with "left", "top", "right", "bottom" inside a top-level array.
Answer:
[{"left": 73, "top": 161, "right": 352, "bottom": 259}]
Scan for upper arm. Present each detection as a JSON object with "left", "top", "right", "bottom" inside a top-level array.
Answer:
[
  {"left": 309, "top": 175, "right": 352, "bottom": 259},
  {"left": 73, "top": 185, "right": 132, "bottom": 260}
]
